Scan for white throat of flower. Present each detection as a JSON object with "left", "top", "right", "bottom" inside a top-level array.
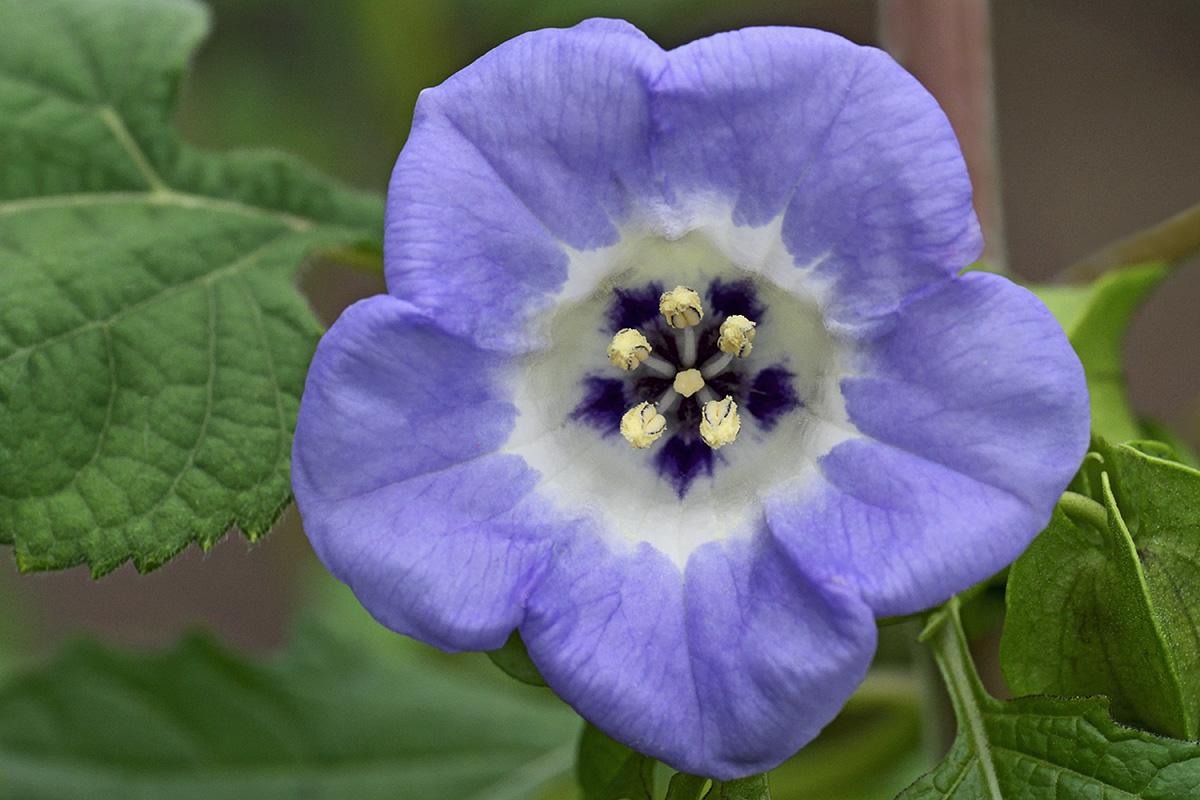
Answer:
[{"left": 503, "top": 210, "right": 862, "bottom": 570}]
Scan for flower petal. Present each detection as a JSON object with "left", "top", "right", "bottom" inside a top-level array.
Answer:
[
  {"left": 521, "top": 533, "right": 876, "bottom": 778},
  {"left": 292, "top": 295, "right": 554, "bottom": 651},
  {"left": 386, "top": 19, "right": 667, "bottom": 351},
  {"left": 767, "top": 273, "right": 1089, "bottom": 616},
  {"left": 654, "top": 28, "right": 982, "bottom": 325}
]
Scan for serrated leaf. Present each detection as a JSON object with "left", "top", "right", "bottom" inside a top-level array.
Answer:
[
  {"left": 900, "top": 599, "right": 1200, "bottom": 800},
  {"left": 0, "top": 0, "right": 384, "bottom": 574},
  {"left": 1032, "top": 264, "right": 1167, "bottom": 442},
  {"left": 1135, "top": 421, "right": 1200, "bottom": 469},
  {"left": 577, "top": 723, "right": 655, "bottom": 800},
  {"left": 0, "top": 622, "right": 580, "bottom": 799},
  {"left": 1001, "top": 440, "right": 1200, "bottom": 740}
]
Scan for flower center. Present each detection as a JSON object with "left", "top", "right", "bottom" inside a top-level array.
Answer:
[
  {"left": 608, "top": 285, "right": 759, "bottom": 451},
  {"left": 506, "top": 224, "right": 858, "bottom": 564}
]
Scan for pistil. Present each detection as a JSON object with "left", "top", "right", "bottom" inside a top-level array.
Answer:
[{"left": 673, "top": 368, "right": 704, "bottom": 398}]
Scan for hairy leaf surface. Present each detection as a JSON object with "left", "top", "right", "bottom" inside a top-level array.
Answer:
[
  {"left": 0, "top": 0, "right": 384, "bottom": 573},
  {"left": 1002, "top": 441, "right": 1200, "bottom": 740},
  {"left": 902, "top": 600, "right": 1200, "bottom": 800}
]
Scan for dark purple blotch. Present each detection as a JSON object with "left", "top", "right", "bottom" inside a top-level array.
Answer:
[
  {"left": 747, "top": 366, "right": 801, "bottom": 430},
  {"left": 571, "top": 377, "right": 627, "bottom": 434},
  {"left": 633, "top": 374, "right": 673, "bottom": 404},
  {"left": 708, "top": 279, "right": 766, "bottom": 321},
  {"left": 653, "top": 433, "right": 715, "bottom": 498},
  {"left": 607, "top": 283, "right": 665, "bottom": 332}
]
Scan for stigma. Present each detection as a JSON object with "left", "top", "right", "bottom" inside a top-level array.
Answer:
[{"left": 673, "top": 369, "right": 704, "bottom": 398}]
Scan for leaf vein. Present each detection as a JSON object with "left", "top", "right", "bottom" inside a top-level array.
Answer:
[
  {"left": 96, "top": 105, "right": 167, "bottom": 193},
  {"left": 0, "top": 231, "right": 296, "bottom": 370},
  {"left": 236, "top": 275, "right": 288, "bottom": 478},
  {"left": 0, "top": 191, "right": 314, "bottom": 232}
]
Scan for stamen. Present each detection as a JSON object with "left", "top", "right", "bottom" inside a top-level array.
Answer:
[
  {"left": 699, "top": 396, "right": 741, "bottom": 449},
  {"left": 718, "top": 315, "right": 757, "bottom": 357},
  {"left": 620, "top": 402, "right": 667, "bottom": 449},
  {"left": 679, "top": 325, "right": 698, "bottom": 367},
  {"left": 700, "top": 352, "right": 734, "bottom": 379},
  {"left": 659, "top": 286, "right": 704, "bottom": 329},
  {"left": 673, "top": 368, "right": 704, "bottom": 398},
  {"left": 641, "top": 354, "right": 676, "bottom": 378},
  {"left": 606, "top": 328, "right": 652, "bottom": 370},
  {"left": 657, "top": 387, "right": 681, "bottom": 414}
]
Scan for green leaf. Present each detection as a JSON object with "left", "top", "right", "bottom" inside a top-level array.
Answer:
[
  {"left": 706, "top": 775, "right": 770, "bottom": 800},
  {"left": 1135, "top": 420, "right": 1200, "bottom": 469},
  {"left": 0, "top": 0, "right": 384, "bottom": 574},
  {"left": 900, "top": 597, "right": 1200, "bottom": 800},
  {"left": 489, "top": 629, "right": 549, "bottom": 687},
  {"left": 577, "top": 723, "right": 655, "bottom": 800},
  {"left": 662, "top": 772, "right": 771, "bottom": 800},
  {"left": 665, "top": 773, "right": 710, "bottom": 800},
  {"left": 0, "top": 622, "right": 580, "bottom": 799},
  {"left": 1032, "top": 264, "right": 1168, "bottom": 443},
  {"left": 1001, "top": 440, "right": 1200, "bottom": 740}
]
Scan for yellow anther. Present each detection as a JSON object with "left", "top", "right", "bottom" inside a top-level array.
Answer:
[
  {"left": 699, "top": 396, "right": 741, "bottom": 449},
  {"left": 620, "top": 402, "right": 667, "bottom": 449},
  {"left": 673, "top": 368, "right": 704, "bottom": 398},
  {"left": 607, "top": 328, "right": 652, "bottom": 370},
  {"left": 718, "top": 315, "right": 757, "bottom": 357},
  {"left": 659, "top": 286, "right": 704, "bottom": 328}
]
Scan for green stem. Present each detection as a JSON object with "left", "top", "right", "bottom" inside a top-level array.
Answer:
[
  {"left": 920, "top": 597, "right": 1002, "bottom": 800},
  {"left": 1066, "top": 198, "right": 1200, "bottom": 282}
]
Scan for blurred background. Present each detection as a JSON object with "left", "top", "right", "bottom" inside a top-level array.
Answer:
[{"left": 1, "top": 0, "right": 1197, "bottom": 725}]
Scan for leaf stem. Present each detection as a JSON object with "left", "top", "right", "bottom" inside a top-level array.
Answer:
[{"left": 920, "top": 597, "right": 1002, "bottom": 800}]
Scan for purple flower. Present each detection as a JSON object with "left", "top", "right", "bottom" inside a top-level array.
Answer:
[{"left": 292, "top": 20, "right": 1089, "bottom": 779}]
